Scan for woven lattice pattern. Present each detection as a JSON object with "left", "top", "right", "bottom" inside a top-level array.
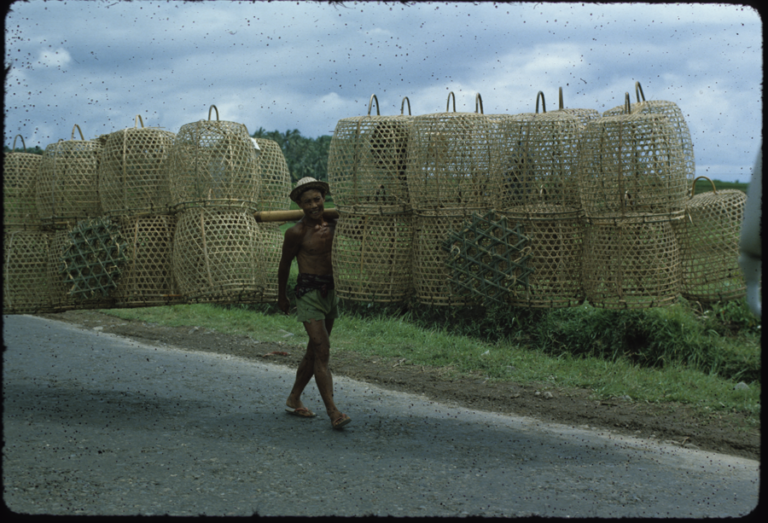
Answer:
[
  {"left": 557, "top": 108, "right": 601, "bottom": 127},
  {"left": 48, "top": 229, "right": 78, "bottom": 310},
  {"left": 3, "top": 152, "right": 42, "bottom": 228},
  {"left": 406, "top": 112, "right": 505, "bottom": 213},
  {"left": 499, "top": 112, "right": 583, "bottom": 211},
  {"left": 328, "top": 117, "right": 412, "bottom": 213},
  {"left": 503, "top": 208, "right": 585, "bottom": 308},
  {"left": 170, "top": 120, "right": 260, "bottom": 212},
  {"left": 258, "top": 222, "right": 283, "bottom": 302},
  {"left": 442, "top": 211, "right": 533, "bottom": 307},
  {"left": 577, "top": 113, "right": 687, "bottom": 219},
  {"left": 254, "top": 139, "right": 291, "bottom": 212},
  {"left": 674, "top": 189, "right": 746, "bottom": 302},
  {"left": 582, "top": 218, "right": 681, "bottom": 309},
  {"left": 332, "top": 212, "right": 414, "bottom": 302},
  {"left": 60, "top": 218, "right": 130, "bottom": 300},
  {"left": 114, "top": 215, "right": 184, "bottom": 307},
  {"left": 172, "top": 208, "right": 264, "bottom": 303},
  {"left": 604, "top": 100, "right": 695, "bottom": 192},
  {"left": 99, "top": 126, "right": 176, "bottom": 216},
  {"left": 37, "top": 139, "right": 102, "bottom": 226},
  {"left": 412, "top": 213, "right": 474, "bottom": 305},
  {"left": 3, "top": 230, "right": 52, "bottom": 314}
]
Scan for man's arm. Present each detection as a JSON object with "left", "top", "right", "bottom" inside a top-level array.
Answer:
[{"left": 277, "top": 225, "right": 303, "bottom": 314}]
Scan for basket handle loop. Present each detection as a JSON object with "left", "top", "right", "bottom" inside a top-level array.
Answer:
[
  {"left": 624, "top": 92, "right": 631, "bottom": 115},
  {"left": 475, "top": 93, "right": 484, "bottom": 114},
  {"left": 635, "top": 81, "right": 646, "bottom": 103},
  {"left": 446, "top": 91, "right": 456, "bottom": 112},
  {"left": 12, "top": 134, "right": 26, "bottom": 152},
  {"left": 367, "top": 94, "right": 380, "bottom": 116},
  {"left": 691, "top": 175, "right": 717, "bottom": 197},
  {"left": 535, "top": 91, "right": 546, "bottom": 114},
  {"left": 208, "top": 105, "right": 220, "bottom": 121},
  {"left": 400, "top": 96, "right": 411, "bottom": 115},
  {"left": 134, "top": 115, "right": 145, "bottom": 128},
  {"left": 71, "top": 124, "right": 85, "bottom": 141},
  {"left": 558, "top": 87, "right": 564, "bottom": 110}
]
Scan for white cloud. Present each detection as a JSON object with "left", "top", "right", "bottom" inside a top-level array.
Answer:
[{"left": 37, "top": 48, "right": 72, "bottom": 68}]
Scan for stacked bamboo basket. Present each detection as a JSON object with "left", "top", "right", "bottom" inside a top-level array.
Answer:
[
  {"left": 3, "top": 135, "right": 52, "bottom": 314},
  {"left": 328, "top": 95, "right": 415, "bottom": 303}
]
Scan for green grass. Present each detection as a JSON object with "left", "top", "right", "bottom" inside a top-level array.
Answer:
[{"left": 100, "top": 295, "right": 761, "bottom": 426}]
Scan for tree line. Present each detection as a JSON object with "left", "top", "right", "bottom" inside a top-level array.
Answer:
[{"left": 4, "top": 129, "right": 332, "bottom": 184}]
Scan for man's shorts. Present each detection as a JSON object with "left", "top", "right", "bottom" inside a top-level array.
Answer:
[{"left": 296, "top": 289, "right": 339, "bottom": 324}]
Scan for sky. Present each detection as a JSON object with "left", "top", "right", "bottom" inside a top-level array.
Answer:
[{"left": 3, "top": 0, "right": 763, "bottom": 183}]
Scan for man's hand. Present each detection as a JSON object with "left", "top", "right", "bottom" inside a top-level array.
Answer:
[{"left": 278, "top": 296, "right": 291, "bottom": 315}]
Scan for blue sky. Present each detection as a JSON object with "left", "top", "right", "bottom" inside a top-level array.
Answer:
[{"left": 4, "top": 0, "right": 763, "bottom": 182}]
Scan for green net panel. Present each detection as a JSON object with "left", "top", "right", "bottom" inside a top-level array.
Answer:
[
  {"left": 441, "top": 210, "right": 534, "bottom": 308},
  {"left": 98, "top": 116, "right": 177, "bottom": 216},
  {"left": 59, "top": 217, "right": 129, "bottom": 301}
]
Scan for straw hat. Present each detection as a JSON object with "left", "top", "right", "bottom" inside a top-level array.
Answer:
[{"left": 290, "top": 177, "right": 330, "bottom": 203}]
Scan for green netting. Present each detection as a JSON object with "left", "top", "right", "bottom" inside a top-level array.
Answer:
[
  {"left": 59, "top": 218, "right": 130, "bottom": 300},
  {"left": 442, "top": 210, "right": 534, "bottom": 307}
]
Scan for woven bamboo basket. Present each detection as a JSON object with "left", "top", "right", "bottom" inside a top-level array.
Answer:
[
  {"left": 582, "top": 215, "right": 681, "bottom": 309},
  {"left": 327, "top": 95, "right": 413, "bottom": 214},
  {"left": 555, "top": 87, "right": 601, "bottom": 127},
  {"left": 500, "top": 93, "right": 583, "bottom": 212},
  {"left": 257, "top": 222, "right": 283, "bottom": 302},
  {"left": 3, "top": 135, "right": 43, "bottom": 229},
  {"left": 406, "top": 92, "right": 505, "bottom": 214},
  {"left": 113, "top": 214, "right": 184, "bottom": 307},
  {"left": 36, "top": 125, "right": 102, "bottom": 228},
  {"left": 672, "top": 177, "right": 746, "bottom": 303},
  {"left": 502, "top": 206, "right": 585, "bottom": 308},
  {"left": 578, "top": 93, "right": 687, "bottom": 220},
  {"left": 170, "top": 106, "right": 261, "bottom": 212},
  {"left": 603, "top": 83, "right": 695, "bottom": 193},
  {"left": 3, "top": 229, "right": 53, "bottom": 314},
  {"left": 99, "top": 115, "right": 176, "bottom": 216},
  {"left": 172, "top": 208, "right": 264, "bottom": 303},
  {"left": 254, "top": 138, "right": 291, "bottom": 212},
  {"left": 412, "top": 211, "right": 475, "bottom": 305},
  {"left": 332, "top": 211, "right": 414, "bottom": 302}
]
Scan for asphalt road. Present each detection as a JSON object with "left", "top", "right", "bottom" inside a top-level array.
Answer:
[{"left": 2, "top": 314, "right": 759, "bottom": 517}]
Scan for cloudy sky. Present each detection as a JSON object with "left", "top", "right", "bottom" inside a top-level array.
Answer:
[{"left": 4, "top": 0, "right": 762, "bottom": 183}]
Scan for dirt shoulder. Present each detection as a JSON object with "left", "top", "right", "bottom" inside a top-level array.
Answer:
[{"left": 34, "top": 310, "right": 760, "bottom": 462}]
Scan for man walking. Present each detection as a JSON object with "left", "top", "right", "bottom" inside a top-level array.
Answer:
[{"left": 277, "top": 177, "right": 351, "bottom": 430}]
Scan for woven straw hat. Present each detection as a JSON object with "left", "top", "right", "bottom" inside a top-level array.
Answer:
[{"left": 290, "top": 177, "right": 330, "bottom": 203}]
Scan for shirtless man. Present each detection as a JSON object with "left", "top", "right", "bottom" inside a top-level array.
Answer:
[{"left": 277, "top": 177, "right": 351, "bottom": 430}]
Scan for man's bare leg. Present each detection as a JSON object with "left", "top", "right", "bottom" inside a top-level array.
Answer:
[
  {"left": 300, "top": 318, "right": 345, "bottom": 422},
  {"left": 286, "top": 318, "right": 337, "bottom": 412}
]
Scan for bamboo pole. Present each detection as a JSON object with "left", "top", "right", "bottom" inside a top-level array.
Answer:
[{"left": 252, "top": 209, "right": 340, "bottom": 223}]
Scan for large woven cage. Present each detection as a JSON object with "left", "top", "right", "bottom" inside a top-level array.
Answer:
[
  {"left": 412, "top": 211, "right": 474, "bottom": 306},
  {"left": 3, "top": 135, "right": 42, "bottom": 229},
  {"left": 578, "top": 95, "right": 687, "bottom": 220},
  {"left": 169, "top": 106, "right": 261, "bottom": 212},
  {"left": 36, "top": 125, "right": 102, "bottom": 227},
  {"left": 114, "top": 214, "right": 184, "bottom": 307},
  {"left": 406, "top": 93, "right": 506, "bottom": 213},
  {"left": 3, "top": 230, "right": 53, "bottom": 314},
  {"left": 99, "top": 116, "right": 176, "bottom": 216},
  {"left": 604, "top": 82, "right": 695, "bottom": 194},
  {"left": 673, "top": 177, "right": 746, "bottom": 303},
  {"left": 499, "top": 108, "right": 583, "bottom": 212},
  {"left": 582, "top": 216, "right": 681, "bottom": 309},
  {"left": 332, "top": 211, "right": 414, "bottom": 302},
  {"left": 502, "top": 207, "right": 585, "bottom": 308},
  {"left": 172, "top": 208, "right": 264, "bottom": 303},
  {"left": 256, "top": 222, "right": 283, "bottom": 303},
  {"left": 254, "top": 138, "right": 291, "bottom": 212},
  {"left": 555, "top": 87, "right": 601, "bottom": 127},
  {"left": 327, "top": 95, "right": 413, "bottom": 214}
]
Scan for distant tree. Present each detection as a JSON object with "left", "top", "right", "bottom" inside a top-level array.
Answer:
[
  {"left": 251, "top": 128, "right": 332, "bottom": 184},
  {"left": 3, "top": 145, "right": 44, "bottom": 155}
]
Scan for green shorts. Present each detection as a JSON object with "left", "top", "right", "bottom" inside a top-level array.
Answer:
[{"left": 296, "top": 289, "right": 339, "bottom": 324}]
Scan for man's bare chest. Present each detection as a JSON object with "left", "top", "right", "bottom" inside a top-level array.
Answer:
[{"left": 301, "top": 224, "right": 335, "bottom": 255}]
